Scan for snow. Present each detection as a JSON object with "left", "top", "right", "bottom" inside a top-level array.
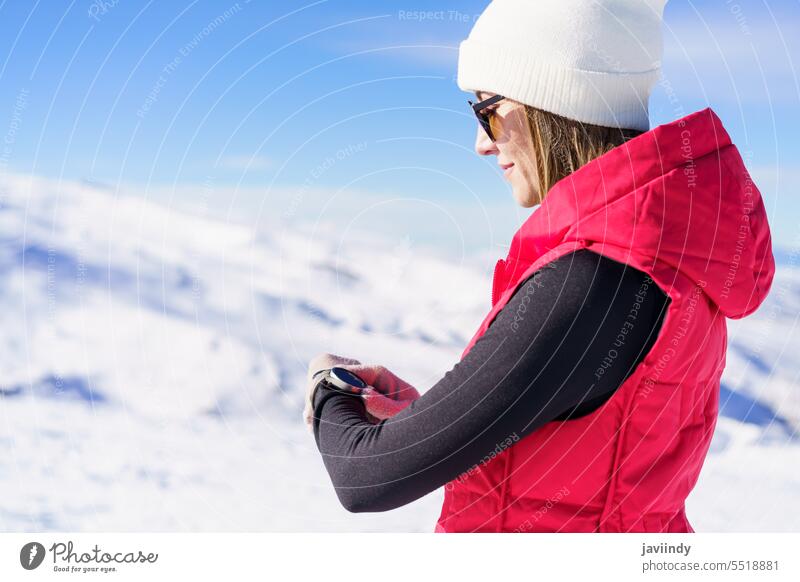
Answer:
[{"left": 0, "top": 172, "right": 797, "bottom": 531}]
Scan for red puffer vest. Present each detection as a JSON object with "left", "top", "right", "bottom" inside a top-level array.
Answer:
[{"left": 435, "top": 107, "right": 775, "bottom": 533}]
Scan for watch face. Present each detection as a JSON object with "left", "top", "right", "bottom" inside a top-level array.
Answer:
[
  {"left": 330, "top": 367, "right": 367, "bottom": 389},
  {"left": 319, "top": 367, "right": 365, "bottom": 395}
]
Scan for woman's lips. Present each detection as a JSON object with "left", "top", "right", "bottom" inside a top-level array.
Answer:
[{"left": 502, "top": 163, "right": 515, "bottom": 177}]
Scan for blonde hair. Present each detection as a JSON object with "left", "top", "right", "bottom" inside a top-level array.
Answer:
[{"left": 523, "top": 105, "right": 644, "bottom": 198}]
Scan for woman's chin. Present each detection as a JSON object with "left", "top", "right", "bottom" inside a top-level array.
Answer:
[{"left": 512, "top": 187, "right": 539, "bottom": 208}]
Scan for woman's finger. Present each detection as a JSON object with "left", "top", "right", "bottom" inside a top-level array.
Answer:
[{"left": 362, "top": 387, "right": 414, "bottom": 420}]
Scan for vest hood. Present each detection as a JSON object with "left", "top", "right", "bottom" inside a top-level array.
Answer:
[{"left": 504, "top": 107, "right": 774, "bottom": 319}]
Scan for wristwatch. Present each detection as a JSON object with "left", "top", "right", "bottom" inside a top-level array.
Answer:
[{"left": 312, "top": 366, "right": 367, "bottom": 397}]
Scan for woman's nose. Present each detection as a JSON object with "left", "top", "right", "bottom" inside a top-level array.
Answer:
[{"left": 475, "top": 125, "right": 498, "bottom": 156}]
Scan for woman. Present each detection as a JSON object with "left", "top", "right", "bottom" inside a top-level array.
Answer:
[{"left": 304, "top": 0, "right": 775, "bottom": 532}]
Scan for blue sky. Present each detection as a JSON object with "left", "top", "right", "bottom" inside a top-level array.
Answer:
[{"left": 1, "top": 0, "right": 798, "bottom": 256}]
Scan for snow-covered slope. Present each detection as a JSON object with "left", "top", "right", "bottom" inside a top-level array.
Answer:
[{"left": 0, "top": 173, "right": 797, "bottom": 531}]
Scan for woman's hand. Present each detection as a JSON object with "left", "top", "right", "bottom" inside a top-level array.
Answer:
[
  {"left": 337, "top": 363, "right": 421, "bottom": 421},
  {"left": 304, "top": 352, "right": 362, "bottom": 432}
]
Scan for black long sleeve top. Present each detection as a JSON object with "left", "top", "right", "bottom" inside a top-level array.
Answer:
[{"left": 311, "top": 248, "right": 669, "bottom": 513}]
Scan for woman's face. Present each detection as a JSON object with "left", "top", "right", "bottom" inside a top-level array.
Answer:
[{"left": 473, "top": 91, "right": 541, "bottom": 207}]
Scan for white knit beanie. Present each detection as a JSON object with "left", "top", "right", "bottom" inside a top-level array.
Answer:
[{"left": 458, "top": 0, "right": 668, "bottom": 131}]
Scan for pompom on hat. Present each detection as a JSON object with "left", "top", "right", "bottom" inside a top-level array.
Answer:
[{"left": 457, "top": 0, "right": 669, "bottom": 131}]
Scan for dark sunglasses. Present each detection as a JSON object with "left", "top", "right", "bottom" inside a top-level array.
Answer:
[{"left": 467, "top": 93, "right": 506, "bottom": 142}]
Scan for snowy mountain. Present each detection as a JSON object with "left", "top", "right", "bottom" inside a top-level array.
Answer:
[{"left": 0, "top": 172, "right": 797, "bottom": 531}]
